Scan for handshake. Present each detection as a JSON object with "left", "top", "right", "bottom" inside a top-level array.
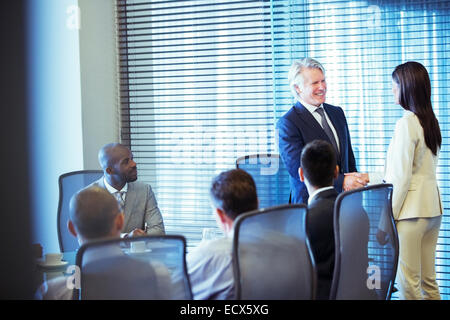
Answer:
[{"left": 343, "top": 172, "right": 369, "bottom": 191}]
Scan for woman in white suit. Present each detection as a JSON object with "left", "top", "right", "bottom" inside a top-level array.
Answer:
[{"left": 354, "top": 61, "right": 443, "bottom": 299}]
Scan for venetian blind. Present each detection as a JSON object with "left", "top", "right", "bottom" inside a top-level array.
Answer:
[
  {"left": 118, "top": 0, "right": 450, "bottom": 299},
  {"left": 117, "top": 0, "right": 277, "bottom": 250}
]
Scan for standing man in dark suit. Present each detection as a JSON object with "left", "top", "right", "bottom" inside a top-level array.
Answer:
[
  {"left": 299, "top": 140, "right": 338, "bottom": 300},
  {"left": 90, "top": 143, "right": 165, "bottom": 238},
  {"left": 277, "top": 58, "right": 367, "bottom": 204}
]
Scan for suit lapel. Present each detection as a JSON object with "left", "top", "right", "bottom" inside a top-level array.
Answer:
[
  {"left": 96, "top": 177, "right": 136, "bottom": 230},
  {"left": 323, "top": 104, "right": 344, "bottom": 165},
  {"left": 96, "top": 176, "right": 106, "bottom": 188},
  {"left": 293, "top": 102, "right": 330, "bottom": 141},
  {"left": 293, "top": 102, "right": 343, "bottom": 165},
  {"left": 123, "top": 182, "right": 137, "bottom": 229}
]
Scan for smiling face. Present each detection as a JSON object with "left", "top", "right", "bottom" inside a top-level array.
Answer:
[{"left": 295, "top": 67, "right": 327, "bottom": 107}]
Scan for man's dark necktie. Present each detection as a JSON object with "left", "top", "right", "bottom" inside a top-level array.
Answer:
[{"left": 316, "top": 107, "right": 339, "bottom": 156}]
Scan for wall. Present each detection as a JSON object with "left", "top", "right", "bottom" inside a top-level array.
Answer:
[
  {"left": 28, "top": 0, "right": 117, "bottom": 253},
  {"left": 28, "top": 0, "right": 84, "bottom": 254},
  {"left": 79, "top": 0, "right": 119, "bottom": 170}
]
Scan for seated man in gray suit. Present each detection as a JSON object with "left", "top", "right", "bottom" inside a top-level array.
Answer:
[
  {"left": 91, "top": 143, "right": 165, "bottom": 237},
  {"left": 299, "top": 140, "right": 339, "bottom": 300}
]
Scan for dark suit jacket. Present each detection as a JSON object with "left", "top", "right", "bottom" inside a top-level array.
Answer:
[
  {"left": 277, "top": 101, "right": 357, "bottom": 204},
  {"left": 306, "top": 188, "right": 338, "bottom": 300}
]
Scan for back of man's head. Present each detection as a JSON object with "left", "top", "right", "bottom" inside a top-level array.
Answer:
[
  {"left": 69, "top": 186, "right": 121, "bottom": 241},
  {"left": 301, "top": 140, "right": 337, "bottom": 188},
  {"left": 210, "top": 169, "right": 258, "bottom": 220}
]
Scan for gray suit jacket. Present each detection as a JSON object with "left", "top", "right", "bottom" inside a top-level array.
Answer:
[{"left": 90, "top": 177, "right": 165, "bottom": 235}]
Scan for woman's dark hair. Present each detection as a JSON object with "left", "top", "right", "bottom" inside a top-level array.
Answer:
[{"left": 392, "top": 61, "right": 441, "bottom": 155}]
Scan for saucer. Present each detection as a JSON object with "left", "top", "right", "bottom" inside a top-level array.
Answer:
[{"left": 36, "top": 259, "right": 69, "bottom": 269}]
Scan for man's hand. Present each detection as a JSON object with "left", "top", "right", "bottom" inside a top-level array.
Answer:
[
  {"left": 376, "top": 229, "right": 389, "bottom": 245},
  {"left": 126, "top": 228, "right": 146, "bottom": 238},
  {"left": 343, "top": 172, "right": 369, "bottom": 191}
]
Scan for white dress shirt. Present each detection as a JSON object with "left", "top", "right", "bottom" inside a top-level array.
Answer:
[
  {"left": 103, "top": 177, "right": 128, "bottom": 201},
  {"left": 307, "top": 186, "right": 335, "bottom": 205},
  {"left": 299, "top": 98, "right": 340, "bottom": 152},
  {"left": 104, "top": 178, "right": 130, "bottom": 237},
  {"left": 187, "top": 236, "right": 234, "bottom": 300}
]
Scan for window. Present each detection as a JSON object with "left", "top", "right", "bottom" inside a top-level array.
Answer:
[
  {"left": 270, "top": 0, "right": 450, "bottom": 298},
  {"left": 117, "top": 0, "right": 277, "bottom": 248},
  {"left": 118, "top": 0, "right": 450, "bottom": 298}
]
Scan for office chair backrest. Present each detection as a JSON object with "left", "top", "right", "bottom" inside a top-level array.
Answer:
[
  {"left": 75, "top": 235, "right": 192, "bottom": 300},
  {"left": 233, "top": 204, "right": 316, "bottom": 300},
  {"left": 57, "top": 170, "right": 104, "bottom": 252},
  {"left": 236, "top": 154, "right": 290, "bottom": 208},
  {"left": 330, "top": 184, "right": 399, "bottom": 300}
]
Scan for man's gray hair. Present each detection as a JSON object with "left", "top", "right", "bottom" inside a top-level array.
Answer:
[
  {"left": 98, "top": 142, "right": 125, "bottom": 171},
  {"left": 288, "top": 58, "right": 325, "bottom": 100}
]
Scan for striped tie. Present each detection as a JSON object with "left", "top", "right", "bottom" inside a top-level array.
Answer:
[{"left": 115, "top": 191, "right": 125, "bottom": 213}]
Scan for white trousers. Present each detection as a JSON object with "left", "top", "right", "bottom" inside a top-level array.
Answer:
[{"left": 396, "top": 215, "right": 442, "bottom": 300}]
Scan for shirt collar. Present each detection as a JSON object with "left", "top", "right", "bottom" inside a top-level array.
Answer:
[
  {"left": 308, "top": 186, "right": 334, "bottom": 205},
  {"left": 298, "top": 98, "right": 323, "bottom": 114},
  {"left": 103, "top": 177, "right": 128, "bottom": 194}
]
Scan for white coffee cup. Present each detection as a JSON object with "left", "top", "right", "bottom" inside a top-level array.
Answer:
[
  {"left": 45, "top": 253, "right": 63, "bottom": 265},
  {"left": 130, "top": 241, "right": 147, "bottom": 253}
]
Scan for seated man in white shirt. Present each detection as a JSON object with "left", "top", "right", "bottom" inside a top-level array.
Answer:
[
  {"left": 186, "top": 169, "right": 258, "bottom": 300},
  {"left": 37, "top": 186, "right": 171, "bottom": 300},
  {"left": 298, "top": 140, "right": 339, "bottom": 300}
]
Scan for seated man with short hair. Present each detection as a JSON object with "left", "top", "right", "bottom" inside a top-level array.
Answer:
[
  {"left": 37, "top": 186, "right": 170, "bottom": 300},
  {"left": 91, "top": 142, "right": 165, "bottom": 238},
  {"left": 187, "top": 169, "right": 259, "bottom": 300},
  {"left": 299, "top": 139, "right": 339, "bottom": 300}
]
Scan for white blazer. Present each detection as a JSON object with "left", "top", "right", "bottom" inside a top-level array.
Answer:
[{"left": 370, "top": 111, "right": 443, "bottom": 221}]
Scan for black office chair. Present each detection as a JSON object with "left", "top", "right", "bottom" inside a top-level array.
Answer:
[
  {"left": 233, "top": 204, "right": 317, "bottom": 300},
  {"left": 330, "top": 184, "right": 399, "bottom": 300},
  {"left": 236, "top": 154, "right": 290, "bottom": 208},
  {"left": 74, "top": 235, "right": 192, "bottom": 300},
  {"left": 57, "top": 170, "right": 104, "bottom": 252}
]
